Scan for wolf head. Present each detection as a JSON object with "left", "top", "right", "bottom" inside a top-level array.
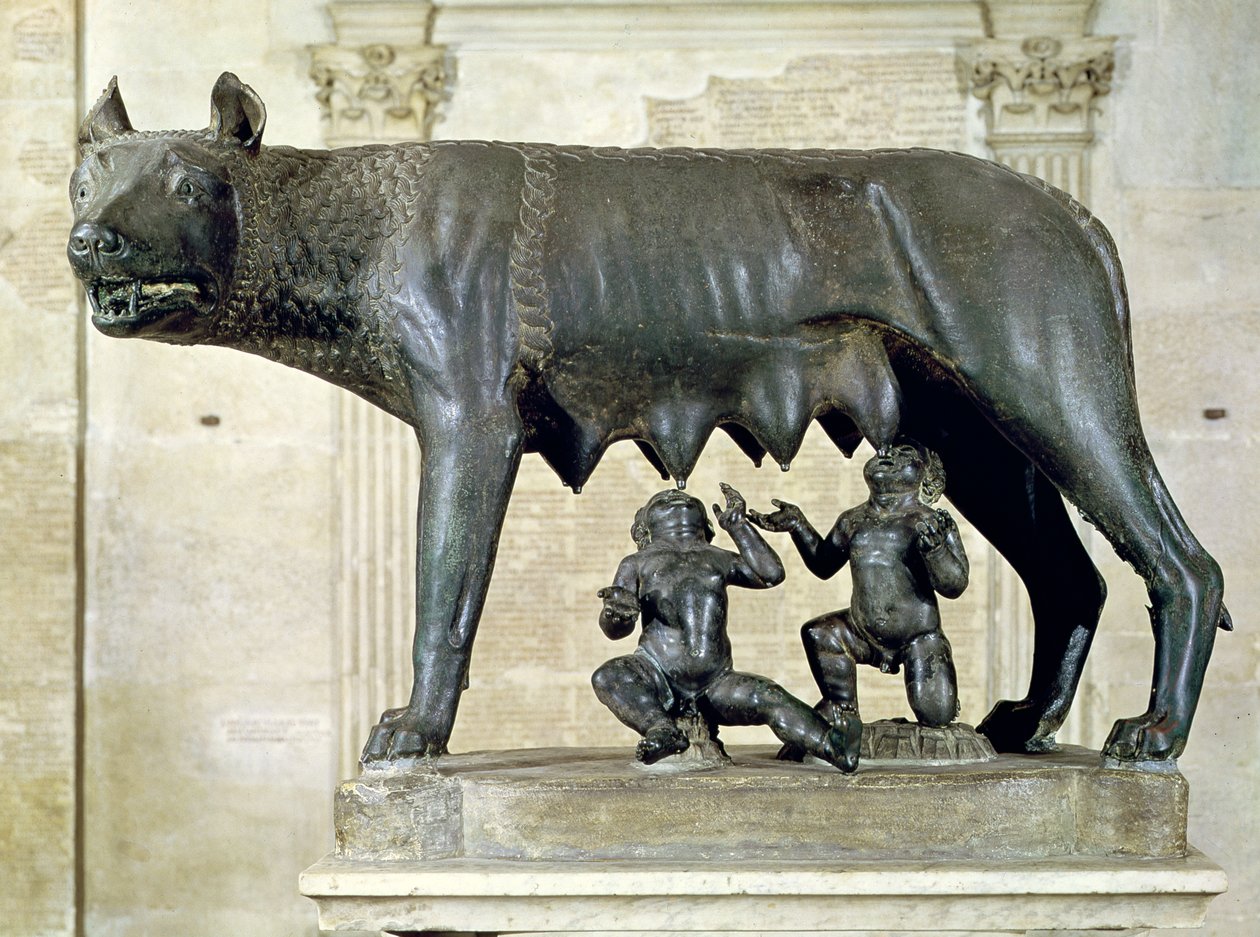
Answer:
[{"left": 67, "top": 73, "right": 265, "bottom": 345}]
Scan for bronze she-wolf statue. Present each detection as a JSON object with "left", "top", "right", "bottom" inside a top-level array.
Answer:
[{"left": 67, "top": 73, "right": 1228, "bottom": 766}]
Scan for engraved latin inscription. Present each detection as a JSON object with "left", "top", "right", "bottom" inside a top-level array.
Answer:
[{"left": 647, "top": 54, "right": 965, "bottom": 151}]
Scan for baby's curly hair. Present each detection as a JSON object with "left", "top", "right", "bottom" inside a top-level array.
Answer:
[
  {"left": 631, "top": 488, "right": 715, "bottom": 549},
  {"left": 897, "top": 438, "right": 947, "bottom": 505}
]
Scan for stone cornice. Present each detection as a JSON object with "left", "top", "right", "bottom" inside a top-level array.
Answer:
[
  {"left": 432, "top": 1, "right": 988, "bottom": 49},
  {"left": 983, "top": 0, "right": 1096, "bottom": 38}
]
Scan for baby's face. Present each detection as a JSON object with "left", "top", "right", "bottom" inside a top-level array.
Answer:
[
  {"left": 864, "top": 444, "right": 924, "bottom": 494},
  {"left": 646, "top": 491, "right": 708, "bottom": 539}
]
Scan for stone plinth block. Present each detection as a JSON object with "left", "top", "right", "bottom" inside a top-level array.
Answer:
[{"left": 335, "top": 745, "right": 1186, "bottom": 863}]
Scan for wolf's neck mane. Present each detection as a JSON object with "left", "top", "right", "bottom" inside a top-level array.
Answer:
[{"left": 213, "top": 144, "right": 432, "bottom": 409}]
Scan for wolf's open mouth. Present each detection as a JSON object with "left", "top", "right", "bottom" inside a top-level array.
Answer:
[{"left": 87, "top": 277, "right": 217, "bottom": 332}]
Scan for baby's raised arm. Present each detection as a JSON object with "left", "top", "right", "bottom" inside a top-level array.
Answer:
[
  {"left": 750, "top": 498, "right": 852, "bottom": 580},
  {"left": 714, "top": 484, "right": 785, "bottom": 589},
  {"left": 915, "top": 508, "right": 969, "bottom": 599}
]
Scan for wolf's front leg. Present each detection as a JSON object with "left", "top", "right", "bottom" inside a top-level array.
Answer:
[{"left": 361, "top": 412, "right": 523, "bottom": 762}]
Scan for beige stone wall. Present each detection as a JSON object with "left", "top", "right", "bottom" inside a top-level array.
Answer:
[
  {"left": 78, "top": 2, "right": 340, "bottom": 934},
  {"left": 3, "top": 0, "right": 1254, "bottom": 935},
  {"left": 1082, "top": 4, "right": 1260, "bottom": 933},
  {"left": 0, "top": 1, "right": 80, "bottom": 934}
]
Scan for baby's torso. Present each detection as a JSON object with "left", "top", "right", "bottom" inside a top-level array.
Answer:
[
  {"left": 845, "top": 506, "right": 941, "bottom": 647},
  {"left": 635, "top": 544, "right": 735, "bottom": 693}
]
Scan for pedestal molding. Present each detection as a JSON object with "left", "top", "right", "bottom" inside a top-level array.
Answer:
[{"left": 302, "top": 850, "right": 1227, "bottom": 933}]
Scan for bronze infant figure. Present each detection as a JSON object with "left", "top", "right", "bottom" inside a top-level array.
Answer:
[
  {"left": 594, "top": 484, "right": 859, "bottom": 772},
  {"left": 754, "top": 443, "right": 967, "bottom": 760}
]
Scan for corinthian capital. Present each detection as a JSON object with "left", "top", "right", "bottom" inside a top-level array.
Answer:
[
  {"left": 969, "top": 35, "right": 1115, "bottom": 139},
  {"left": 311, "top": 43, "right": 446, "bottom": 147},
  {"left": 310, "top": 1, "right": 447, "bottom": 147}
]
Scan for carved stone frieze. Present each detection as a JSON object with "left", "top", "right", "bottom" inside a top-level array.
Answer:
[
  {"left": 971, "top": 36, "right": 1113, "bottom": 138},
  {"left": 310, "top": 0, "right": 447, "bottom": 149}
]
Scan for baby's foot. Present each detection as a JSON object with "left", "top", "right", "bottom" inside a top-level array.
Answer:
[
  {"left": 636, "top": 724, "right": 690, "bottom": 764},
  {"left": 817, "top": 711, "right": 862, "bottom": 773},
  {"left": 816, "top": 699, "right": 861, "bottom": 727}
]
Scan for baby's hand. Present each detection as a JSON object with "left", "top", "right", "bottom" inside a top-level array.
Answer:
[
  {"left": 597, "top": 585, "right": 639, "bottom": 622},
  {"left": 916, "top": 509, "right": 955, "bottom": 552},
  {"left": 713, "top": 482, "right": 747, "bottom": 531},
  {"left": 748, "top": 498, "right": 806, "bottom": 533}
]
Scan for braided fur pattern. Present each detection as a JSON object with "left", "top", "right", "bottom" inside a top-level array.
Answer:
[{"left": 509, "top": 145, "right": 558, "bottom": 369}]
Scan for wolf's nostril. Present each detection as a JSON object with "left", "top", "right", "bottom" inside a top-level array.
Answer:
[
  {"left": 69, "top": 221, "right": 125, "bottom": 257},
  {"left": 98, "top": 228, "right": 123, "bottom": 253}
]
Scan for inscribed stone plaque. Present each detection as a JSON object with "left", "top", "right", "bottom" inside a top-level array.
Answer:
[{"left": 646, "top": 54, "right": 966, "bottom": 150}]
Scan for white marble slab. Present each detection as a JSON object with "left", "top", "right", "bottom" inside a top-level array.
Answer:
[{"left": 301, "top": 848, "right": 1226, "bottom": 934}]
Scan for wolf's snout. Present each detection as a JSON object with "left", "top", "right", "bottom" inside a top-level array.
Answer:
[{"left": 69, "top": 221, "right": 126, "bottom": 266}]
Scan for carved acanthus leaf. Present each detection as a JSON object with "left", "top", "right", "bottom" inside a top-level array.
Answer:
[
  {"left": 968, "top": 36, "right": 1115, "bottom": 136},
  {"left": 310, "top": 43, "right": 447, "bottom": 147}
]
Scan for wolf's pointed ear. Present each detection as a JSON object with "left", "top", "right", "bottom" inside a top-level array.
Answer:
[
  {"left": 78, "top": 77, "right": 133, "bottom": 157},
  {"left": 209, "top": 72, "right": 266, "bottom": 152}
]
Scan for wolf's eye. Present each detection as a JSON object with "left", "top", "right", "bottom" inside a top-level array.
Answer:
[
  {"left": 75, "top": 184, "right": 89, "bottom": 202},
  {"left": 173, "top": 176, "right": 202, "bottom": 201}
]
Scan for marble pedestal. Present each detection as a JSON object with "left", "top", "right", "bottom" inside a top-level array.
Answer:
[{"left": 301, "top": 746, "right": 1226, "bottom": 936}]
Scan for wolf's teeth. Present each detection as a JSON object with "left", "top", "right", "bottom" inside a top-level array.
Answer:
[{"left": 129, "top": 280, "right": 140, "bottom": 316}]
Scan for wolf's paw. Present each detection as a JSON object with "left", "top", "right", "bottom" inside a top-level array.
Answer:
[
  {"left": 361, "top": 707, "right": 448, "bottom": 763},
  {"left": 977, "top": 698, "right": 1058, "bottom": 753},
  {"left": 1103, "top": 711, "right": 1184, "bottom": 764}
]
